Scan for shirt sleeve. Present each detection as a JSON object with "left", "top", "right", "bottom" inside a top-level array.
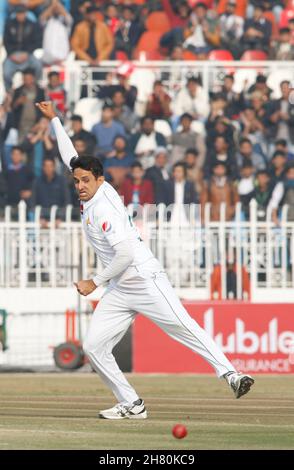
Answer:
[
  {"left": 92, "top": 239, "right": 134, "bottom": 287},
  {"left": 96, "top": 211, "right": 129, "bottom": 247},
  {"left": 51, "top": 117, "right": 78, "bottom": 169},
  {"left": 268, "top": 182, "right": 284, "bottom": 211}
]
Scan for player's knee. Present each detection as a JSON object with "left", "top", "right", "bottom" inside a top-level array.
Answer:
[{"left": 82, "top": 337, "right": 102, "bottom": 358}]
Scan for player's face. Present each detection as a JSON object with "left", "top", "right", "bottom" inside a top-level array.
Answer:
[{"left": 73, "top": 168, "right": 103, "bottom": 201}]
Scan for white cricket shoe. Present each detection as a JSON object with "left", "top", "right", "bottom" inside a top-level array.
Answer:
[
  {"left": 225, "top": 372, "right": 255, "bottom": 399},
  {"left": 99, "top": 398, "right": 147, "bottom": 420}
]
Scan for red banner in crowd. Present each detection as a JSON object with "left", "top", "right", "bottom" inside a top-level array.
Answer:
[{"left": 133, "top": 302, "right": 294, "bottom": 374}]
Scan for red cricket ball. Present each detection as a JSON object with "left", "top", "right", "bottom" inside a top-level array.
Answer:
[{"left": 172, "top": 424, "right": 187, "bottom": 439}]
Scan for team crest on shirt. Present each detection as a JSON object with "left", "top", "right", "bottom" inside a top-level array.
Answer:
[{"left": 102, "top": 221, "right": 112, "bottom": 232}]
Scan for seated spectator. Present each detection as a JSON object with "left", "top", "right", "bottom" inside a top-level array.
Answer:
[
  {"left": 105, "top": 3, "right": 120, "bottom": 35},
  {"left": 166, "top": 161, "right": 199, "bottom": 206},
  {"left": 273, "top": 139, "right": 294, "bottom": 162},
  {"left": 4, "top": 145, "right": 34, "bottom": 206},
  {"left": 201, "top": 162, "right": 239, "bottom": 221},
  {"left": 91, "top": 104, "right": 126, "bottom": 156},
  {"left": 270, "top": 27, "right": 294, "bottom": 61},
  {"left": 8, "top": 0, "right": 49, "bottom": 18},
  {"left": 111, "top": 90, "right": 138, "bottom": 134},
  {"left": 104, "top": 135, "right": 134, "bottom": 189},
  {"left": 240, "top": 105, "right": 266, "bottom": 147},
  {"left": 204, "top": 135, "right": 238, "bottom": 179},
  {"left": 173, "top": 76, "right": 209, "bottom": 122},
  {"left": 71, "top": 0, "right": 91, "bottom": 33},
  {"left": 236, "top": 138, "right": 267, "bottom": 172},
  {"left": 146, "top": 81, "right": 172, "bottom": 120},
  {"left": 45, "top": 71, "right": 66, "bottom": 117},
  {"left": 269, "top": 163, "right": 294, "bottom": 224},
  {"left": 31, "top": 157, "right": 70, "bottom": 226},
  {"left": 250, "top": 169, "right": 273, "bottom": 221},
  {"left": 145, "top": 147, "right": 170, "bottom": 205},
  {"left": 269, "top": 150, "right": 287, "bottom": 185},
  {"left": 11, "top": 68, "right": 45, "bottom": 143},
  {"left": 247, "top": 0, "right": 284, "bottom": 24},
  {"left": 219, "top": 0, "right": 244, "bottom": 58},
  {"left": 129, "top": 116, "right": 166, "bottom": 169},
  {"left": 241, "top": 4, "right": 272, "bottom": 53},
  {"left": 170, "top": 113, "right": 206, "bottom": 168},
  {"left": 40, "top": 0, "right": 73, "bottom": 65},
  {"left": 246, "top": 74, "right": 272, "bottom": 101},
  {"left": 183, "top": 2, "right": 220, "bottom": 58},
  {"left": 206, "top": 113, "right": 235, "bottom": 151},
  {"left": 71, "top": 5, "right": 114, "bottom": 65},
  {"left": 0, "top": 171, "right": 8, "bottom": 209},
  {"left": 184, "top": 148, "right": 203, "bottom": 194},
  {"left": 162, "top": 0, "right": 190, "bottom": 29},
  {"left": 120, "top": 161, "right": 154, "bottom": 207},
  {"left": 238, "top": 162, "right": 255, "bottom": 219},
  {"left": 23, "top": 117, "right": 56, "bottom": 177},
  {"left": 114, "top": 5, "right": 144, "bottom": 59},
  {"left": 0, "top": 94, "right": 14, "bottom": 170},
  {"left": 264, "top": 81, "right": 294, "bottom": 146},
  {"left": 3, "top": 5, "right": 42, "bottom": 91},
  {"left": 69, "top": 115, "right": 96, "bottom": 155},
  {"left": 97, "top": 69, "right": 137, "bottom": 111}
]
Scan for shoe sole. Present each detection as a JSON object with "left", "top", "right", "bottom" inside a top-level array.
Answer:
[
  {"left": 235, "top": 376, "right": 255, "bottom": 399},
  {"left": 98, "top": 410, "right": 148, "bottom": 420}
]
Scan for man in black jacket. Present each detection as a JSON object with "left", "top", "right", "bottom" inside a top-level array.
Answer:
[
  {"left": 145, "top": 147, "right": 170, "bottom": 205},
  {"left": 3, "top": 5, "right": 42, "bottom": 91}
]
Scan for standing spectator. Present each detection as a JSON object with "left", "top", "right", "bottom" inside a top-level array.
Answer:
[
  {"left": 69, "top": 115, "right": 96, "bottom": 155},
  {"left": 71, "top": 137, "right": 88, "bottom": 158},
  {"left": 40, "top": 0, "right": 73, "bottom": 65},
  {"left": 23, "top": 116, "right": 56, "bottom": 177},
  {"left": 91, "top": 104, "right": 126, "bottom": 156},
  {"left": 219, "top": 0, "right": 244, "bottom": 58},
  {"left": 269, "top": 151, "right": 287, "bottom": 185},
  {"left": 129, "top": 116, "right": 166, "bottom": 169},
  {"left": 269, "top": 164, "right": 294, "bottom": 224},
  {"left": 111, "top": 90, "right": 138, "bottom": 135},
  {"left": 201, "top": 162, "right": 239, "bottom": 221},
  {"left": 4, "top": 145, "right": 34, "bottom": 206},
  {"left": 184, "top": 148, "right": 203, "bottom": 194},
  {"left": 70, "top": 0, "right": 91, "bottom": 33},
  {"left": 221, "top": 75, "right": 245, "bottom": 118},
  {"left": 238, "top": 162, "right": 255, "bottom": 219},
  {"left": 264, "top": 81, "right": 294, "bottom": 147},
  {"left": 183, "top": 2, "right": 220, "bottom": 58},
  {"left": 8, "top": 1, "right": 49, "bottom": 18},
  {"left": 0, "top": 94, "right": 14, "bottom": 170},
  {"left": 71, "top": 5, "right": 114, "bottom": 65},
  {"left": 120, "top": 161, "right": 154, "bottom": 207},
  {"left": 45, "top": 71, "right": 66, "bottom": 117},
  {"left": 241, "top": 4, "right": 272, "bottom": 53},
  {"left": 236, "top": 138, "right": 267, "bottom": 172},
  {"left": 11, "top": 68, "right": 45, "bottom": 143},
  {"left": 170, "top": 112, "right": 206, "bottom": 168},
  {"left": 0, "top": 171, "right": 8, "bottom": 209},
  {"left": 145, "top": 147, "right": 170, "bottom": 205},
  {"left": 3, "top": 5, "right": 42, "bottom": 91},
  {"left": 31, "top": 157, "right": 70, "bottom": 226},
  {"left": 273, "top": 139, "right": 294, "bottom": 162},
  {"left": 270, "top": 28, "right": 294, "bottom": 61},
  {"left": 173, "top": 76, "right": 210, "bottom": 122},
  {"left": 204, "top": 136, "right": 238, "bottom": 179},
  {"left": 250, "top": 169, "right": 273, "bottom": 221},
  {"left": 114, "top": 5, "right": 144, "bottom": 59},
  {"left": 146, "top": 81, "right": 172, "bottom": 120}
]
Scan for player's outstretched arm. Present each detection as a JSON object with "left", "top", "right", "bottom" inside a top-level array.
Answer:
[{"left": 35, "top": 101, "right": 78, "bottom": 169}]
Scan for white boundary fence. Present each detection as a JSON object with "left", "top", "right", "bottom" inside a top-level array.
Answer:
[{"left": 1, "top": 200, "right": 294, "bottom": 303}]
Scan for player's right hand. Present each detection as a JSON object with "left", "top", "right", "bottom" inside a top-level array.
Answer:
[{"left": 35, "top": 101, "right": 57, "bottom": 120}]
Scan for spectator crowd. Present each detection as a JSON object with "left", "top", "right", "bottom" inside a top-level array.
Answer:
[{"left": 1, "top": 0, "right": 294, "bottom": 225}]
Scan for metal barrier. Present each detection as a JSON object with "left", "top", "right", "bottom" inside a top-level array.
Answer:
[{"left": 1, "top": 200, "right": 294, "bottom": 302}]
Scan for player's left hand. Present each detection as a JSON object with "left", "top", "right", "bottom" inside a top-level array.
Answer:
[{"left": 74, "top": 279, "right": 97, "bottom": 296}]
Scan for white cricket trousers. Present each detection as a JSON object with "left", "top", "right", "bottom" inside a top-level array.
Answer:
[{"left": 83, "top": 258, "right": 236, "bottom": 404}]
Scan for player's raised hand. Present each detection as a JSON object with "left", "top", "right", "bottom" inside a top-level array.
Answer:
[
  {"left": 74, "top": 280, "right": 97, "bottom": 296},
  {"left": 35, "top": 101, "right": 57, "bottom": 120}
]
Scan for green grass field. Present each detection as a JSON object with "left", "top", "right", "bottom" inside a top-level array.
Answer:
[{"left": 0, "top": 373, "right": 293, "bottom": 450}]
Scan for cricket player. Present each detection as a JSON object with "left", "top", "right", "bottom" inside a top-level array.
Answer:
[{"left": 36, "top": 102, "right": 254, "bottom": 420}]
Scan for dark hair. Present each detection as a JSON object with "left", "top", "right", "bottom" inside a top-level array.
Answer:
[
  {"left": 239, "top": 137, "right": 252, "bottom": 146},
  {"left": 70, "top": 156, "right": 104, "bottom": 178},
  {"left": 272, "top": 150, "right": 287, "bottom": 159},
  {"left": 131, "top": 161, "right": 143, "bottom": 170},
  {"left": 256, "top": 74, "right": 267, "bottom": 83},
  {"left": 280, "top": 27, "right": 290, "bottom": 34},
  {"left": 102, "top": 103, "right": 114, "bottom": 111},
  {"left": 180, "top": 112, "right": 193, "bottom": 121},
  {"left": 185, "top": 148, "right": 199, "bottom": 157},
  {"left": 11, "top": 145, "right": 23, "bottom": 153},
  {"left": 241, "top": 161, "right": 254, "bottom": 169},
  {"left": 71, "top": 114, "right": 83, "bottom": 122},
  {"left": 212, "top": 161, "right": 227, "bottom": 170},
  {"left": 275, "top": 139, "right": 287, "bottom": 147},
  {"left": 281, "top": 80, "right": 290, "bottom": 87},
  {"left": 23, "top": 68, "right": 35, "bottom": 76},
  {"left": 256, "top": 169, "right": 269, "bottom": 177},
  {"left": 173, "top": 161, "right": 187, "bottom": 176},
  {"left": 48, "top": 71, "right": 59, "bottom": 79},
  {"left": 43, "top": 157, "right": 55, "bottom": 165},
  {"left": 140, "top": 115, "right": 154, "bottom": 125}
]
